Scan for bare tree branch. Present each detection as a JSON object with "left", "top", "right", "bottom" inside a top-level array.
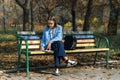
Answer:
[{"left": 15, "top": 0, "right": 25, "bottom": 9}]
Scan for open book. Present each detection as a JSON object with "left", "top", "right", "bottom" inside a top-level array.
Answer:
[{"left": 44, "top": 50, "right": 53, "bottom": 52}]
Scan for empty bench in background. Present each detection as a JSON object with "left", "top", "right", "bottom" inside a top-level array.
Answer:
[{"left": 16, "top": 31, "right": 110, "bottom": 77}]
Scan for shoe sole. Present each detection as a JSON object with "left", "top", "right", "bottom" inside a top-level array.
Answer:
[
  {"left": 53, "top": 73, "right": 61, "bottom": 76},
  {"left": 67, "top": 62, "right": 77, "bottom": 67}
]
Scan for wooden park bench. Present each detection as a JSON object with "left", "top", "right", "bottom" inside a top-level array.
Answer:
[{"left": 16, "top": 31, "right": 110, "bottom": 77}]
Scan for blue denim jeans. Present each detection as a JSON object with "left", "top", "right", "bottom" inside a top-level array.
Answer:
[{"left": 51, "top": 41, "right": 66, "bottom": 67}]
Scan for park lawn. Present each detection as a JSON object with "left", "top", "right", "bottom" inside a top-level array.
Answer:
[{"left": 0, "top": 34, "right": 16, "bottom": 42}]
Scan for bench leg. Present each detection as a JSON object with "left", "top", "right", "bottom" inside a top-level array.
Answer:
[
  {"left": 106, "top": 51, "right": 109, "bottom": 68},
  {"left": 94, "top": 53, "right": 98, "bottom": 65},
  {"left": 26, "top": 54, "right": 29, "bottom": 77},
  {"left": 25, "top": 40, "right": 30, "bottom": 77},
  {"left": 17, "top": 40, "right": 22, "bottom": 73}
]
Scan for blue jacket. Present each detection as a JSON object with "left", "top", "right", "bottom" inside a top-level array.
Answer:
[{"left": 41, "top": 25, "right": 63, "bottom": 48}]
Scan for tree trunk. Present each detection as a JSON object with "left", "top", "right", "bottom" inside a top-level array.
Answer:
[
  {"left": 72, "top": 0, "right": 77, "bottom": 31},
  {"left": 23, "top": 9, "right": 29, "bottom": 31},
  {"left": 30, "top": 1, "right": 34, "bottom": 31},
  {"left": 3, "top": 0, "right": 6, "bottom": 33},
  {"left": 15, "top": 0, "right": 31, "bottom": 31},
  {"left": 107, "top": 0, "right": 119, "bottom": 35},
  {"left": 83, "top": 0, "right": 93, "bottom": 31}
]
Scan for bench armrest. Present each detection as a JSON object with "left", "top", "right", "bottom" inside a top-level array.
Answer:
[
  {"left": 16, "top": 35, "right": 27, "bottom": 40},
  {"left": 16, "top": 35, "right": 30, "bottom": 56},
  {"left": 94, "top": 34, "right": 110, "bottom": 48}
]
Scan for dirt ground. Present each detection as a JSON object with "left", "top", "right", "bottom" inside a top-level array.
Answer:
[
  {"left": 0, "top": 66, "right": 120, "bottom": 80},
  {"left": 1, "top": 41, "right": 120, "bottom": 80}
]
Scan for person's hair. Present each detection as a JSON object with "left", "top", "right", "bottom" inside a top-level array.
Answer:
[{"left": 47, "top": 16, "right": 57, "bottom": 28}]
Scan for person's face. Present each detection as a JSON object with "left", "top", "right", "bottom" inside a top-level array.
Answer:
[{"left": 48, "top": 20, "right": 55, "bottom": 28}]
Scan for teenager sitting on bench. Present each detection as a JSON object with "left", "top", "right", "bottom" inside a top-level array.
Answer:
[{"left": 40, "top": 16, "right": 77, "bottom": 76}]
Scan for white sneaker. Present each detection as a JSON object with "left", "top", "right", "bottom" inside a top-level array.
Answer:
[
  {"left": 67, "top": 60, "right": 77, "bottom": 67},
  {"left": 54, "top": 68, "right": 60, "bottom": 76}
]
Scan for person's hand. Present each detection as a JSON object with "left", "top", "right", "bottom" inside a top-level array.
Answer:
[
  {"left": 46, "top": 42, "right": 52, "bottom": 50},
  {"left": 40, "top": 47, "right": 45, "bottom": 51}
]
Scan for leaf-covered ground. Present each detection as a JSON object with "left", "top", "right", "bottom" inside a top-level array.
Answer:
[
  {"left": 1, "top": 41, "right": 120, "bottom": 80},
  {"left": 1, "top": 41, "right": 120, "bottom": 70}
]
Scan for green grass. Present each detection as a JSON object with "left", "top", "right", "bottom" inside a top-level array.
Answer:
[{"left": 0, "top": 34, "right": 16, "bottom": 42}]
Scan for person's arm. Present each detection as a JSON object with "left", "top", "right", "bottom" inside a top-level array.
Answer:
[
  {"left": 40, "top": 28, "right": 46, "bottom": 49},
  {"left": 49, "top": 25, "right": 63, "bottom": 43}
]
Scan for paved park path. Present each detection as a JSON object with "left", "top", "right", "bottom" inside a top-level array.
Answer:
[{"left": 0, "top": 66, "right": 120, "bottom": 80}]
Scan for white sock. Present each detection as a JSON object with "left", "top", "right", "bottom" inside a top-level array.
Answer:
[{"left": 56, "top": 68, "right": 59, "bottom": 73}]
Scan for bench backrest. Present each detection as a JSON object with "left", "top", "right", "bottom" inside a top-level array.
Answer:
[
  {"left": 17, "top": 31, "right": 96, "bottom": 51},
  {"left": 75, "top": 34, "right": 95, "bottom": 49}
]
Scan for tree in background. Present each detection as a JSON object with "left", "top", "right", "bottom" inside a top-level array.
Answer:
[
  {"left": 15, "top": 0, "right": 32, "bottom": 31},
  {"left": 71, "top": 0, "right": 77, "bottom": 31},
  {"left": 2, "top": 0, "right": 6, "bottom": 33},
  {"left": 83, "top": 0, "right": 93, "bottom": 31},
  {"left": 35, "top": 0, "right": 64, "bottom": 24},
  {"left": 107, "top": 0, "right": 120, "bottom": 35},
  {"left": 15, "top": 0, "right": 69, "bottom": 31},
  {"left": 1, "top": 0, "right": 118, "bottom": 34}
]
